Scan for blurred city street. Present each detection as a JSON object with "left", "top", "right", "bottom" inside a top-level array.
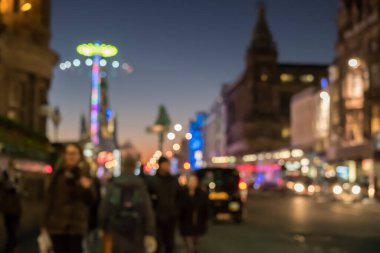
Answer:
[
  {"left": 2, "top": 0, "right": 380, "bottom": 252},
  {"left": 7, "top": 191, "right": 380, "bottom": 253},
  {"left": 202, "top": 192, "right": 380, "bottom": 253}
]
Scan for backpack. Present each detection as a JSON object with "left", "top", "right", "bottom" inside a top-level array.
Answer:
[{"left": 108, "top": 183, "right": 146, "bottom": 236}]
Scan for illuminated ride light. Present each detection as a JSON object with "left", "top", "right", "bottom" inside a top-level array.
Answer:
[
  {"left": 77, "top": 43, "right": 118, "bottom": 58},
  {"left": 90, "top": 55, "right": 101, "bottom": 145}
]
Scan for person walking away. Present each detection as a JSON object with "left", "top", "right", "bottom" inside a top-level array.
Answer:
[
  {"left": 98, "top": 156, "right": 156, "bottom": 253},
  {"left": 147, "top": 156, "right": 180, "bottom": 253},
  {"left": 40, "top": 143, "right": 96, "bottom": 253},
  {"left": 84, "top": 165, "right": 102, "bottom": 252},
  {"left": 179, "top": 174, "right": 209, "bottom": 253},
  {"left": 0, "top": 167, "right": 22, "bottom": 253}
]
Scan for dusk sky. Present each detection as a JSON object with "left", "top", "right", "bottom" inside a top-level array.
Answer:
[{"left": 49, "top": 0, "right": 339, "bottom": 160}]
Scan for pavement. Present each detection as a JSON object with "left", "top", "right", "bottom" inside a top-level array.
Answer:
[{"left": 2, "top": 191, "right": 380, "bottom": 253}]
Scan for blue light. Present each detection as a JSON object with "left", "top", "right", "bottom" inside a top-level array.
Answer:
[
  {"left": 188, "top": 112, "right": 208, "bottom": 169},
  {"left": 321, "top": 78, "right": 328, "bottom": 90},
  {"left": 106, "top": 108, "right": 113, "bottom": 121}
]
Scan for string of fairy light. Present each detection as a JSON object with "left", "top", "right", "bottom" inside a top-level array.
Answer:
[
  {"left": 58, "top": 44, "right": 133, "bottom": 74},
  {"left": 58, "top": 57, "right": 134, "bottom": 74}
]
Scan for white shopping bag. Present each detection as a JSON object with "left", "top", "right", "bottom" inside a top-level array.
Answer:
[{"left": 37, "top": 233, "right": 53, "bottom": 253}]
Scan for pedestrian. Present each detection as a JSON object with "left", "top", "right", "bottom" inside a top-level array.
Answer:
[
  {"left": 179, "top": 174, "right": 209, "bottom": 253},
  {"left": 0, "top": 164, "right": 22, "bottom": 253},
  {"left": 84, "top": 162, "right": 102, "bottom": 253},
  {"left": 40, "top": 143, "right": 96, "bottom": 253},
  {"left": 98, "top": 156, "right": 156, "bottom": 253},
  {"left": 147, "top": 156, "right": 180, "bottom": 253}
]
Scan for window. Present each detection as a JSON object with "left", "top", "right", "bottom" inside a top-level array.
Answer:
[
  {"left": 372, "top": 105, "right": 380, "bottom": 135},
  {"left": 370, "top": 64, "right": 380, "bottom": 87},
  {"left": 282, "top": 128, "right": 290, "bottom": 139},
  {"left": 260, "top": 73, "right": 269, "bottom": 82},
  {"left": 370, "top": 39, "right": 378, "bottom": 53},
  {"left": 9, "top": 83, "right": 22, "bottom": 107},
  {"left": 300, "top": 74, "right": 315, "bottom": 83},
  {"left": 14, "top": 0, "right": 20, "bottom": 12},
  {"left": 7, "top": 110, "right": 19, "bottom": 121},
  {"left": 280, "top": 73, "right": 294, "bottom": 83},
  {"left": 279, "top": 92, "right": 292, "bottom": 115}
]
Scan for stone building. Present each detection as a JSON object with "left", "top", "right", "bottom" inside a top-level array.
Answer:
[
  {"left": 225, "top": 5, "right": 328, "bottom": 156},
  {"left": 0, "top": 0, "right": 57, "bottom": 135},
  {"left": 327, "top": 0, "right": 380, "bottom": 189}
]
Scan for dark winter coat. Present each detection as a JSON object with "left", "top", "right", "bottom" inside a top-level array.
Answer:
[
  {"left": 147, "top": 171, "right": 180, "bottom": 223},
  {"left": 0, "top": 171, "right": 22, "bottom": 215},
  {"left": 42, "top": 165, "right": 96, "bottom": 235},
  {"left": 179, "top": 187, "right": 209, "bottom": 236},
  {"left": 98, "top": 173, "right": 155, "bottom": 253}
]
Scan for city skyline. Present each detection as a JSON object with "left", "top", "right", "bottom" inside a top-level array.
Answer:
[{"left": 49, "top": 0, "right": 339, "bottom": 160}]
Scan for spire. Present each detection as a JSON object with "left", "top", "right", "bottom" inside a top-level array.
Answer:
[
  {"left": 251, "top": 3, "right": 276, "bottom": 52},
  {"left": 246, "top": 3, "right": 277, "bottom": 66}
]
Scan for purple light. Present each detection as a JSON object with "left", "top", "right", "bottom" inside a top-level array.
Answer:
[{"left": 91, "top": 54, "right": 101, "bottom": 145}]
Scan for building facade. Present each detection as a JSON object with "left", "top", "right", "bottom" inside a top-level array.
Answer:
[
  {"left": 291, "top": 87, "right": 330, "bottom": 153},
  {"left": 225, "top": 5, "right": 328, "bottom": 156},
  {"left": 204, "top": 91, "right": 227, "bottom": 164},
  {"left": 0, "top": 0, "right": 57, "bottom": 135},
  {"left": 327, "top": 0, "right": 380, "bottom": 191}
]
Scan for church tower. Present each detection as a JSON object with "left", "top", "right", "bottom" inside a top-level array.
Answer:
[
  {"left": 246, "top": 3, "right": 278, "bottom": 115},
  {"left": 0, "top": 0, "right": 57, "bottom": 135}
]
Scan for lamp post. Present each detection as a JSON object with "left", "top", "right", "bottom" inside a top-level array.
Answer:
[
  {"left": 51, "top": 106, "right": 61, "bottom": 142},
  {"left": 76, "top": 42, "right": 118, "bottom": 145}
]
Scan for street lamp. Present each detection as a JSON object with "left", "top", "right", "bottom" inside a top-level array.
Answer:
[
  {"left": 174, "top": 124, "right": 183, "bottom": 132},
  {"left": 51, "top": 107, "right": 62, "bottom": 142},
  {"left": 147, "top": 105, "right": 171, "bottom": 152},
  {"left": 173, "top": 143, "right": 181, "bottom": 151},
  {"left": 348, "top": 58, "right": 360, "bottom": 69},
  {"left": 167, "top": 132, "right": 175, "bottom": 140}
]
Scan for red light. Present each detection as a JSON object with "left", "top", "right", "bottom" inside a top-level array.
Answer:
[
  {"left": 97, "top": 152, "right": 108, "bottom": 164},
  {"left": 44, "top": 165, "right": 53, "bottom": 174},
  {"left": 239, "top": 180, "right": 247, "bottom": 190},
  {"left": 183, "top": 162, "right": 191, "bottom": 170}
]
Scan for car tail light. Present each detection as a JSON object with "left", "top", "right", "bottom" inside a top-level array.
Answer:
[{"left": 239, "top": 180, "right": 248, "bottom": 190}]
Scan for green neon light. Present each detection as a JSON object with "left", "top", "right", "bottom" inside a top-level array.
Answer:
[{"left": 77, "top": 43, "right": 118, "bottom": 58}]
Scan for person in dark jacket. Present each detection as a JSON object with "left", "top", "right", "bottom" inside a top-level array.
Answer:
[
  {"left": 148, "top": 156, "right": 180, "bottom": 253},
  {"left": 179, "top": 174, "right": 209, "bottom": 253},
  {"left": 0, "top": 167, "right": 22, "bottom": 253},
  {"left": 99, "top": 156, "right": 156, "bottom": 253},
  {"left": 41, "top": 143, "right": 96, "bottom": 253}
]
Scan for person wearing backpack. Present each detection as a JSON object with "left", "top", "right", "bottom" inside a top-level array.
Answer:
[
  {"left": 99, "top": 156, "right": 156, "bottom": 253},
  {"left": 0, "top": 166, "right": 22, "bottom": 253}
]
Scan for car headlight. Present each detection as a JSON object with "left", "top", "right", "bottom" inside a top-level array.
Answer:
[
  {"left": 351, "top": 185, "right": 361, "bottom": 195},
  {"left": 294, "top": 183, "right": 305, "bottom": 193},
  {"left": 333, "top": 185, "right": 343, "bottom": 195}
]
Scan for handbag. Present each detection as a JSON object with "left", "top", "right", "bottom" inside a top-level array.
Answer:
[{"left": 37, "top": 232, "right": 53, "bottom": 253}]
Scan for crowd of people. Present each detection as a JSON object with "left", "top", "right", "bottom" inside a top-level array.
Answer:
[{"left": 0, "top": 143, "right": 210, "bottom": 253}]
